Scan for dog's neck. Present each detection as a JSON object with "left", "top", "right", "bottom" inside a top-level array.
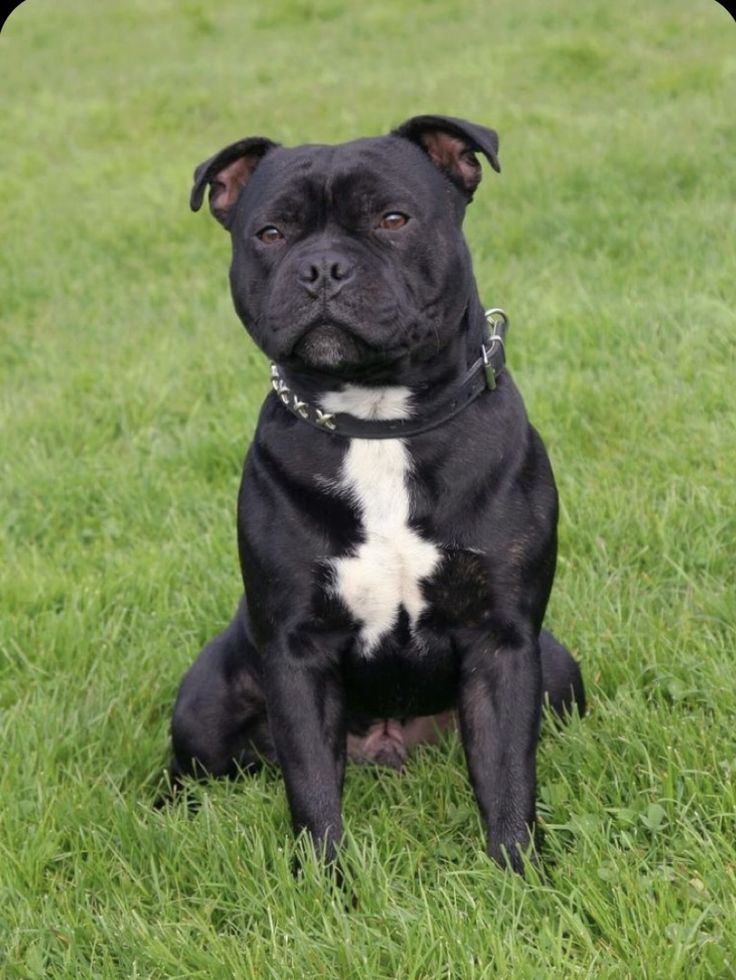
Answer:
[
  {"left": 320, "top": 385, "right": 415, "bottom": 422},
  {"left": 268, "top": 300, "right": 507, "bottom": 438},
  {"left": 278, "top": 300, "right": 486, "bottom": 408}
]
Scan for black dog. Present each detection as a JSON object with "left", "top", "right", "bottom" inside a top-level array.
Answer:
[{"left": 167, "top": 115, "right": 585, "bottom": 874}]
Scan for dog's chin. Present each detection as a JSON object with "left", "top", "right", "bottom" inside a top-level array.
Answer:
[{"left": 289, "top": 324, "right": 393, "bottom": 377}]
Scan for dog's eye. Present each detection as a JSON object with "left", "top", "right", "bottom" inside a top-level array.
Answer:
[
  {"left": 256, "top": 226, "right": 284, "bottom": 244},
  {"left": 379, "top": 212, "right": 409, "bottom": 231}
]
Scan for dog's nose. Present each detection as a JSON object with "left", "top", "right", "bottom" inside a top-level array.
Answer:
[{"left": 297, "top": 251, "right": 354, "bottom": 297}]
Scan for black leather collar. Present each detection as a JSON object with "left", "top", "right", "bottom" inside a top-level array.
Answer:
[{"left": 270, "top": 309, "right": 508, "bottom": 439}]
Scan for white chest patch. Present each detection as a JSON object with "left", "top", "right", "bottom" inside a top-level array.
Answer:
[{"left": 321, "top": 386, "right": 441, "bottom": 656}]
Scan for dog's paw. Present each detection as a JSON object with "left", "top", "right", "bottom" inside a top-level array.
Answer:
[{"left": 488, "top": 827, "right": 539, "bottom": 876}]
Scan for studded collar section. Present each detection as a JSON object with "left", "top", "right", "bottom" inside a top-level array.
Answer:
[{"left": 269, "top": 308, "right": 509, "bottom": 440}]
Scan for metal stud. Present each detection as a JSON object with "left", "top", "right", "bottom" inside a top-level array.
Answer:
[
  {"left": 315, "top": 409, "right": 336, "bottom": 430},
  {"left": 293, "top": 397, "right": 309, "bottom": 419}
]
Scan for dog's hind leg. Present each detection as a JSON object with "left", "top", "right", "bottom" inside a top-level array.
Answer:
[
  {"left": 166, "top": 598, "right": 275, "bottom": 791},
  {"left": 539, "top": 629, "right": 586, "bottom": 720}
]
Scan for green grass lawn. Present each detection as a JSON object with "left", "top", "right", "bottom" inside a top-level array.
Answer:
[{"left": 2, "top": 0, "right": 735, "bottom": 975}]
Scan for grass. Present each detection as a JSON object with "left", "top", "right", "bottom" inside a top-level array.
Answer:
[{"left": 1, "top": 0, "right": 735, "bottom": 975}]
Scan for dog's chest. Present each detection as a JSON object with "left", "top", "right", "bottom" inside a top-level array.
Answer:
[{"left": 321, "top": 387, "right": 441, "bottom": 655}]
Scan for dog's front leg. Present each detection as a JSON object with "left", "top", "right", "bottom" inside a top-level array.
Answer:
[
  {"left": 457, "top": 627, "right": 542, "bottom": 874},
  {"left": 264, "top": 653, "right": 346, "bottom": 866}
]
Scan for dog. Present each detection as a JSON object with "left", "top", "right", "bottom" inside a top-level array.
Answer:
[{"left": 166, "top": 115, "right": 585, "bottom": 874}]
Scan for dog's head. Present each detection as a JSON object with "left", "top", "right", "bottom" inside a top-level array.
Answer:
[{"left": 191, "top": 116, "right": 500, "bottom": 380}]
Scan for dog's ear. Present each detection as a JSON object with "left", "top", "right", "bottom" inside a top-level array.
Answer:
[
  {"left": 392, "top": 115, "right": 500, "bottom": 200},
  {"left": 190, "top": 137, "right": 279, "bottom": 228}
]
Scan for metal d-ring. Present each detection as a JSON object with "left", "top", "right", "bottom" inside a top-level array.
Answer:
[
  {"left": 482, "top": 308, "right": 509, "bottom": 390},
  {"left": 484, "top": 307, "right": 509, "bottom": 343}
]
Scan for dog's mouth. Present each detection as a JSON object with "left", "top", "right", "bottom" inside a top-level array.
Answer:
[{"left": 287, "top": 322, "right": 402, "bottom": 376}]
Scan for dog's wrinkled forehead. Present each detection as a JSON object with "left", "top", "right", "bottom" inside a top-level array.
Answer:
[{"left": 240, "top": 137, "right": 453, "bottom": 220}]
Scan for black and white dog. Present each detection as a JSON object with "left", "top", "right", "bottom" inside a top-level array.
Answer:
[{"left": 167, "top": 115, "right": 585, "bottom": 873}]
